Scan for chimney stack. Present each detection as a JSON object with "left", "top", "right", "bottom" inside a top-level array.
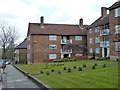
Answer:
[
  {"left": 101, "top": 7, "right": 107, "bottom": 17},
  {"left": 40, "top": 16, "right": 44, "bottom": 24},
  {"left": 79, "top": 18, "right": 83, "bottom": 27}
]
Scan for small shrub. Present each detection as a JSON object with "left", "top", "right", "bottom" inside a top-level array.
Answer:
[
  {"left": 94, "top": 63, "right": 97, "bottom": 66},
  {"left": 58, "top": 71, "right": 61, "bottom": 74},
  {"left": 46, "top": 72, "right": 50, "bottom": 75},
  {"left": 83, "top": 64, "right": 86, "bottom": 67},
  {"left": 51, "top": 69, "right": 54, "bottom": 72},
  {"left": 64, "top": 67, "right": 66, "bottom": 70},
  {"left": 68, "top": 68, "right": 71, "bottom": 72},
  {"left": 74, "top": 66, "right": 76, "bottom": 69},
  {"left": 92, "top": 66, "right": 96, "bottom": 69},
  {"left": 40, "top": 71, "right": 43, "bottom": 74},
  {"left": 103, "top": 64, "right": 106, "bottom": 67},
  {"left": 78, "top": 67, "right": 82, "bottom": 71}
]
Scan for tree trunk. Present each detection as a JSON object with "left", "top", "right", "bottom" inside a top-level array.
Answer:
[{"left": 2, "top": 45, "right": 6, "bottom": 73}]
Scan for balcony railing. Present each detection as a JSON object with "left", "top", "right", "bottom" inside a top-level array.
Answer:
[
  {"left": 61, "top": 49, "right": 72, "bottom": 54},
  {"left": 61, "top": 39, "right": 72, "bottom": 44},
  {"left": 100, "top": 41, "right": 109, "bottom": 47},
  {"left": 100, "top": 29, "right": 109, "bottom": 36}
]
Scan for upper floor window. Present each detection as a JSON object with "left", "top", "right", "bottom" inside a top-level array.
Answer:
[
  {"left": 49, "top": 35, "right": 56, "bottom": 40},
  {"left": 115, "top": 8, "right": 120, "bottom": 17},
  {"left": 95, "top": 48, "right": 100, "bottom": 54},
  {"left": 89, "top": 48, "right": 93, "bottom": 53},
  {"left": 49, "top": 54, "right": 57, "bottom": 59},
  {"left": 27, "top": 45, "right": 30, "bottom": 50},
  {"left": 75, "top": 36, "right": 82, "bottom": 40},
  {"left": 95, "top": 37, "right": 100, "bottom": 43},
  {"left": 49, "top": 45, "right": 57, "bottom": 50},
  {"left": 95, "top": 27, "right": 99, "bottom": 33},
  {"left": 115, "top": 25, "right": 120, "bottom": 34},
  {"left": 115, "top": 42, "right": 120, "bottom": 51},
  {"left": 89, "top": 28, "right": 92, "bottom": 34},
  {"left": 89, "top": 38, "right": 92, "bottom": 43},
  {"left": 15, "top": 50, "right": 19, "bottom": 54},
  {"left": 27, "top": 35, "right": 30, "bottom": 41}
]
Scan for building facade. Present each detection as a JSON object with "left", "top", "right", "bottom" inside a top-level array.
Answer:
[{"left": 27, "top": 17, "right": 88, "bottom": 64}]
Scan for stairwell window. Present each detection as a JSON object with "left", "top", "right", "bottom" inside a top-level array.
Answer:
[
  {"left": 115, "top": 42, "right": 120, "bottom": 51},
  {"left": 89, "top": 38, "right": 92, "bottom": 43},
  {"left": 75, "top": 36, "right": 82, "bottom": 40},
  {"left": 49, "top": 45, "right": 57, "bottom": 50},
  {"left": 49, "top": 35, "right": 56, "bottom": 40},
  {"left": 115, "top": 8, "right": 120, "bottom": 17}
]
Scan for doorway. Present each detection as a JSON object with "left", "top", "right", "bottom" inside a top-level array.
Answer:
[
  {"left": 104, "top": 48, "right": 107, "bottom": 57},
  {"left": 64, "top": 54, "right": 69, "bottom": 58}
]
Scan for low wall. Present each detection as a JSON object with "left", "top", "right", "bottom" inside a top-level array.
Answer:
[{"left": 75, "top": 56, "right": 88, "bottom": 60}]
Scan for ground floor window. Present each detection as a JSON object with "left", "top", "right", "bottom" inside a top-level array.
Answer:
[
  {"left": 49, "top": 54, "right": 57, "bottom": 59},
  {"left": 75, "top": 54, "right": 83, "bottom": 56},
  {"left": 89, "top": 48, "right": 93, "bottom": 53},
  {"left": 95, "top": 48, "right": 100, "bottom": 54},
  {"left": 115, "top": 42, "right": 120, "bottom": 51}
]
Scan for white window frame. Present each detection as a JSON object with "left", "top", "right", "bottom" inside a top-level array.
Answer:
[
  {"left": 75, "top": 36, "right": 82, "bottom": 40},
  {"left": 95, "top": 27, "right": 99, "bottom": 33},
  {"left": 49, "top": 54, "right": 57, "bottom": 59},
  {"left": 27, "top": 45, "right": 30, "bottom": 50},
  {"left": 89, "top": 38, "right": 92, "bottom": 43},
  {"left": 75, "top": 54, "right": 83, "bottom": 56},
  {"left": 89, "top": 28, "right": 92, "bottom": 34},
  {"left": 27, "top": 54, "right": 30, "bottom": 59},
  {"left": 115, "top": 8, "right": 120, "bottom": 17},
  {"left": 27, "top": 35, "right": 30, "bottom": 41},
  {"left": 49, "top": 35, "right": 56, "bottom": 40},
  {"left": 95, "top": 48, "right": 100, "bottom": 54},
  {"left": 89, "top": 48, "right": 93, "bottom": 53},
  {"left": 115, "top": 25, "right": 120, "bottom": 34},
  {"left": 115, "top": 42, "right": 120, "bottom": 51},
  {"left": 95, "top": 37, "right": 100, "bottom": 43},
  {"left": 49, "top": 45, "right": 57, "bottom": 50}
]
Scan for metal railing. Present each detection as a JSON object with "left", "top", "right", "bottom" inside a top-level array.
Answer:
[
  {"left": 61, "top": 39, "right": 72, "bottom": 44},
  {"left": 61, "top": 49, "right": 72, "bottom": 54}
]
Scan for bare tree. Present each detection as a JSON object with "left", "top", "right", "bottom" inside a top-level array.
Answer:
[
  {"left": 63, "top": 43, "right": 87, "bottom": 60},
  {"left": 0, "top": 20, "right": 19, "bottom": 73}
]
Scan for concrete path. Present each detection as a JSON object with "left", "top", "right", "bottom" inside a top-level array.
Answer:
[{"left": 1, "top": 65, "right": 40, "bottom": 88}]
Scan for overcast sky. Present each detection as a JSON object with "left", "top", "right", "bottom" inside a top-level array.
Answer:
[{"left": 0, "top": 0, "right": 117, "bottom": 44}]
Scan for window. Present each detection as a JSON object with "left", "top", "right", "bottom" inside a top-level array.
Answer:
[
  {"left": 49, "top": 35, "right": 56, "bottom": 40},
  {"left": 95, "top": 37, "right": 100, "bottom": 43},
  {"left": 115, "top": 8, "right": 120, "bottom": 17},
  {"left": 27, "top": 54, "right": 30, "bottom": 59},
  {"left": 41, "top": 26, "right": 44, "bottom": 28},
  {"left": 89, "top": 48, "right": 93, "bottom": 53},
  {"left": 115, "top": 25, "right": 120, "bottom": 34},
  {"left": 75, "top": 36, "right": 82, "bottom": 40},
  {"left": 95, "top": 27, "right": 99, "bottom": 33},
  {"left": 27, "top": 35, "right": 30, "bottom": 41},
  {"left": 89, "top": 28, "right": 92, "bottom": 34},
  {"left": 89, "top": 38, "right": 92, "bottom": 43},
  {"left": 15, "top": 50, "right": 19, "bottom": 54},
  {"left": 49, "top": 45, "right": 57, "bottom": 50},
  {"left": 75, "top": 54, "right": 82, "bottom": 56},
  {"left": 27, "top": 45, "right": 30, "bottom": 50},
  {"left": 49, "top": 54, "right": 57, "bottom": 59},
  {"left": 95, "top": 48, "right": 100, "bottom": 54},
  {"left": 115, "top": 42, "right": 120, "bottom": 51}
]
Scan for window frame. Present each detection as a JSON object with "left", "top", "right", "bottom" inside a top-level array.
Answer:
[
  {"left": 95, "top": 37, "right": 100, "bottom": 43},
  {"left": 89, "top": 48, "right": 93, "bottom": 53},
  {"left": 75, "top": 36, "right": 82, "bottom": 41},
  {"left": 49, "top": 54, "right": 57, "bottom": 59},
  {"left": 95, "top": 48, "right": 100, "bottom": 54},
  {"left": 49, "top": 45, "right": 57, "bottom": 50},
  {"left": 49, "top": 35, "right": 57, "bottom": 40},
  {"left": 89, "top": 38, "right": 92, "bottom": 43},
  {"left": 89, "top": 28, "right": 92, "bottom": 34}
]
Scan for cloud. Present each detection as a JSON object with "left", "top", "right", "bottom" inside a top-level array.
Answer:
[{"left": 0, "top": 0, "right": 118, "bottom": 43}]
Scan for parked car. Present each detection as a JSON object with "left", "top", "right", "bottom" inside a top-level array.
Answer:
[{"left": 0, "top": 60, "right": 3, "bottom": 68}]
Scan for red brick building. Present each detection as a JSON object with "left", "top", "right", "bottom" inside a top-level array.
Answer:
[{"left": 27, "top": 17, "right": 88, "bottom": 64}]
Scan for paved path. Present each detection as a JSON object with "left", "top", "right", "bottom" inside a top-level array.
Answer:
[
  {"left": 33, "top": 63, "right": 118, "bottom": 76},
  {"left": 2, "top": 65, "right": 40, "bottom": 88}
]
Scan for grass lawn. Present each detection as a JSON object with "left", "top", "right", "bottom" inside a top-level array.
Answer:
[
  {"left": 35, "top": 65, "right": 118, "bottom": 88},
  {"left": 16, "top": 60, "right": 118, "bottom": 75}
]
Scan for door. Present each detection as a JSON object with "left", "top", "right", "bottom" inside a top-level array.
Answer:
[{"left": 104, "top": 48, "right": 107, "bottom": 57}]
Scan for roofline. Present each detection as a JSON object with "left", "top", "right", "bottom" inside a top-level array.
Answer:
[
  {"left": 15, "top": 48, "right": 27, "bottom": 49},
  {"left": 31, "top": 34, "right": 87, "bottom": 36}
]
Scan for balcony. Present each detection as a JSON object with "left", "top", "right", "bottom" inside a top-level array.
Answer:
[
  {"left": 100, "top": 41, "right": 109, "bottom": 47},
  {"left": 61, "top": 49, "right": 72, "bottom": 54},
  {"left": 61, "top": 39, "right": 72, "bottom": 44},
  {"left": 100, "top": 29, "right": 109, "bottom": 36}
]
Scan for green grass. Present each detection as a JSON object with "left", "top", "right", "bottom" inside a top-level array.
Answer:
[
  {"left": 35, "top": 66, "right": 118, "bottom": 88},
  {"left": 16, "top": 60, "right": 118, "bottom": 75}
]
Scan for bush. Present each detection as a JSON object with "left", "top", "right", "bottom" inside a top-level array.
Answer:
[
  {"left": 74, "top": 66, "right": 76, "bottom": 69},
  {"left": 92, "top": 66, "right": 96, "bottom": 69},
  {"left": 83, "top": 64, "right": 86, "bottom": 67},
  {"left": 64, "top": 58, "right": 70, "bottom": 62},
  {"left": 68, "top": 68, "right": 71, "bottom": 72},
  {"left": 53, "top": 60, "right": 58, "bottom": 62},
  {"left": 94, "top": 63, "right": 97, "bottom": 66},
  {"left": 46, "top": 72, "right": 50, "bottom": 75},
  {"left": 78, "top": 67, "right": 82, "bottom": 71},
  {"left": 51, "top": 69, "right": 54, "bottom": 72},
  {"left": 64, "top": 67, "right": 66, "bottom": 70},
  {"left": 40, "top": 71, "right": 43, "bottom": 74},
  {"left": 96, "top": 57, "right": 103, "bottom": 61},
  {"left": 58, "top": 71, "right": 61, "bottom": 74},
  {"left": 103, "top": 64, "right": 106, "bottom": 67}
]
